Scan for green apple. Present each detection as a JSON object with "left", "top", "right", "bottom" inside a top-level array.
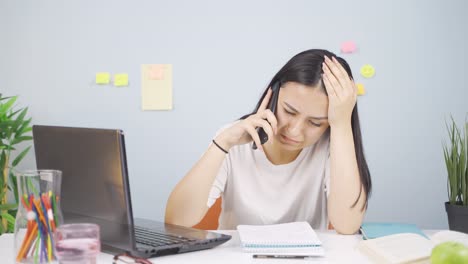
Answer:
[{"left": 431, "top": 241, "right": 468, "bottom": 264}]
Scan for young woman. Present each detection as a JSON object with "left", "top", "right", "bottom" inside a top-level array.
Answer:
[{"left": 165, "top": 49, "right": 371, "bottom": 234}]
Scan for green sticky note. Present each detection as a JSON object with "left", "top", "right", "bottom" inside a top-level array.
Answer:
[
  {"left": 114, "top": 73, "right": 129, "bottom": 87},
  {"left": 96, "top": 72, "right": 110, "bottom": 84}
]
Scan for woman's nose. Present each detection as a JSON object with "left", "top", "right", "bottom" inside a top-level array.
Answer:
[{"left": 287, "top": 118, "right": 304, "bottom": 136}]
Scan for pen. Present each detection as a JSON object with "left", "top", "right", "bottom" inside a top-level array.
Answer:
[{"left": 252, "top": 254, "right": 318, "bottom": 259}]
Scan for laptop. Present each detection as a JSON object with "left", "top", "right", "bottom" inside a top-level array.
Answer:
[{"left": 32, "top": 125, "right": 231, "bottom": 258}]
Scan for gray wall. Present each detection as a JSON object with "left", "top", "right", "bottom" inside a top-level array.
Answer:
[{"left": 1, "top": 0, "right": 467, "bottom": 229}]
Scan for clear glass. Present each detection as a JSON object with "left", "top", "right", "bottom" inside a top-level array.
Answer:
[
  {"left": 54, "top": 223, "right": 101, "bottom": 264},
  {"left": 14, "top": 170, "right": 64, "bottom": 264}
]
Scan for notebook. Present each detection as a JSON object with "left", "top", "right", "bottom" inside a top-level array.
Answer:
[
  {"left": 360, "top": 222, "right": 428, "bottom": 240},
  {"left": 358, "top": 230, "right": 468, "bottom": 264},
  {"left": 237, "top": 222, "right": 324, "bottom": 256},
  {"left": 358, "top": 233, "right": 433, "bottom": 264},
  {"left": 33, "top": 125, "right": 231, "bottom": 258}
]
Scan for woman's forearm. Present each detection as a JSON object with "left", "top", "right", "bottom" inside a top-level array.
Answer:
[
  {"left": 327, "top": 124, "right": 366, "bottom": 234},
  {"left": 165, "top": 142, "right": 227, "bottom": 227}
]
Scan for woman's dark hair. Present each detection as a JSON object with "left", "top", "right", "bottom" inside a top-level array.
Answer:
[{"left": 241, "top": 49, "right": 371, "bottom": 210}]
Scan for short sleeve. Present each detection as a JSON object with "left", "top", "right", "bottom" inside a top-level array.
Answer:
[
  {"left": 207, "top": 157, "right": 229, "bottom": 207},
  {"left": 206, "top": 123, "right": 233, "bottom": 208}
]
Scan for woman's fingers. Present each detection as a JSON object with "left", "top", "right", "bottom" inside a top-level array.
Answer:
[
  {"left": 258, "top": 88, "right": 272, "bottom": 112},
  {"left": 324, "top": 56, "right": 349, "bottom": 92},
  {"left": 322, "top": 71, "right": 338, "bottom": 100},
  {"left": 250, "top": 118, "right": 274, "bottom": 141},
  {"left": 244, "top": 123, "right": 263, "bottom": 151},
  {"left": 259, "top": 109, "right": 278, "bottom": 134},
  {"left": 326, "top": 56, "right": 355, "bottom": 96},
  {"left": 322, "top": 61, "right": 342, "bottom": 98},
  {"left": 331, "top": 56, "right": 350, "bottom": 83}
]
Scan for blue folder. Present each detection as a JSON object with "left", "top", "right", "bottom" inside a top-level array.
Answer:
[{"left": 360, "top": 222, "right": 428, "bottom": 240}]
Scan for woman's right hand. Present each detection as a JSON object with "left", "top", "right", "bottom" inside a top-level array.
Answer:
[{"left": 215, "top": 88, "right": 278, "bottom": 151}]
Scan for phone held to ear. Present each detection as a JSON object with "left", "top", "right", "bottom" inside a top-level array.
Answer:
[{"left": 253, "top": 82, "right": 280, "bottom": 150}]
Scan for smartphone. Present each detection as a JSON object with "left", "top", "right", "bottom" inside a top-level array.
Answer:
[{"left": 253, "top": 81, "right": 280, "bottom": 149}]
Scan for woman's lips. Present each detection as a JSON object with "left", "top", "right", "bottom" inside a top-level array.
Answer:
[{"left": 280, "top": 134, "right": 301, "bottom": 144}]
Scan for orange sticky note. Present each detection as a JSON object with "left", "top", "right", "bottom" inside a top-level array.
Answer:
[
  {"left": 148, "top": 65, "right": 165, "bottom": 80},
  {"left": 356, "top": 83, "right": 366, "bottom": 95},
  {"left": 341, "top": 41, "right": 357, "bottom": 54}
]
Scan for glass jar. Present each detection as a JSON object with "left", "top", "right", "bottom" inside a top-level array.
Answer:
[{"left": 14, "top": 170, "right": 63, "bottom": 264}]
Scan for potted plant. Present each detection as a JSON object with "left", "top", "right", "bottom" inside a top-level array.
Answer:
[
  {"left": 443, "top": 116, "right": 468, "bottom": 233},
  {"left": 0, "top": 94, "right": 33, "bottom": 234}
]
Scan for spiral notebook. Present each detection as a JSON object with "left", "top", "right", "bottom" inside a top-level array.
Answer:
[{"left": 237, "top": 222, "right": 325, "bottom": 256}]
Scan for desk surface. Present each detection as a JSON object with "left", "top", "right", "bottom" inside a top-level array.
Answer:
[{"left": 0, "top": 230, "right": 437, "bottom": 264}]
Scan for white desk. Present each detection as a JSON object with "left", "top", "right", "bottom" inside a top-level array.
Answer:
[{"left": 2, "top": 230, "right": 436, "bottom": 264}]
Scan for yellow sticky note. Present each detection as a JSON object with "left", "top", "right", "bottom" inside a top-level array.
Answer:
[
  {"left": 356, "top": 83, "right": 366, "bottom": 95},
  {"left": 114, "top": 73, "right": 129, "bottom": 87},
  {"left": 360, "top": 64, "right": 375, "bottom": 78},
  {"left": 141, "top": 64, "right": 172, "bottom": 110},
  {"left": 95, "top": 72, "right": 110, "bottom": 84}
]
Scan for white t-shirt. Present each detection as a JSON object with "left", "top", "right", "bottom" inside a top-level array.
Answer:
[{"left": 207, "top": 124, "right": 331, "bottom": 230}]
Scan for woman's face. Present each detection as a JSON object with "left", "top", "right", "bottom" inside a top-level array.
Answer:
[{"left": 273, "top": 81, "right": 330, "bottom": 151}]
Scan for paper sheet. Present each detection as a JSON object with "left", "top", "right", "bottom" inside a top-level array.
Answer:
[{"left": 141, "top": 64, "right": 172, "bottom": 110}]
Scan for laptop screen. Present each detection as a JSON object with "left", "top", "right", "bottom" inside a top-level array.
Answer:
[{"left": 33, "top": 125, "right": 136, "bottom": 251}]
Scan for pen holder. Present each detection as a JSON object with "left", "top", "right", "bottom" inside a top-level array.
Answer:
[{"left": 14, "top": 170, "right": 64, "bottom": 264}]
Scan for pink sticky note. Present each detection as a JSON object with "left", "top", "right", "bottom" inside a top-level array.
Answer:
[
  {"left": 340, "top": 41, "right": 357, "bottom": 54},
  {"left": 148, "top": 65, "right": 165, "bottom": 80}
]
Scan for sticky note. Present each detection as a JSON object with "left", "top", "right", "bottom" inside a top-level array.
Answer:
[
  {"left": 95, "top": 72, "right": 110, "bottom": 84},
  {"left": 360, "top": 64, "right": 375, "bottom": 78},
  {"left": 356, "top": 83, "right": 366, "bottom": 95},
  {"left": 141, "top": 64, "right": 173, "bottom": 110},
  {"left": 114, "top": 73, "right": 129, "bottom": 87},
  {"left": 340, "top": 41, "right": 357, "bottom": 54},
  {"left": 148, "top": 65, "right": 165, "bottom": 80}
]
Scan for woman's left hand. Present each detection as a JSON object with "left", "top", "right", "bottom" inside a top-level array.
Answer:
[{"left": 322, "top": 56, "right": 357, "bottom": 128}]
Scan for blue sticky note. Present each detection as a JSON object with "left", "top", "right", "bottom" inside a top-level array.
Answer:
[{"left": 360, "top": 222, "right": 428, "bottom": 240}]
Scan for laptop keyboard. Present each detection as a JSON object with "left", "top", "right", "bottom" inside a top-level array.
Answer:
[{"left": 134, "top": 226, "right": 197, "bottom": 247}]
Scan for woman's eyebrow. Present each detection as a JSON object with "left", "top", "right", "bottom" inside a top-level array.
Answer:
[{"left": 284, "top": 102, "right": 328, "bottom": 120}]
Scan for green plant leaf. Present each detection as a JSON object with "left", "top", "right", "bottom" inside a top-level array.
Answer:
[
  {"left": 7, "top": 220, "right": 14, "bottom": 233},
  {"left": 0, "top": 212, "right": 16, "bottom": 226},
  {"left": 9, "top": 170, "right": 18, "bottom": 204},
  {"left": 0, "top": 203, "right": 17, "bottom": 210},
  {"left": 11, "top": 107, "right": 27, "bottom": 132},
  {"left": 10, "top": 136, "right": 33, "bottom": 146},
  {"left": 0, "top": 94, "right": 12, "bottom": 101},
  {"left": 17, "top": 118, "right": 32, "bottom": 137},
  {"left": 0, "top": 120, "right": 14, "bottom": 132},
  {"left": 7, "top": 108, "right": 22, "bottom": 120},
  {"left": 0, "top": 96, "right": 17, "bottom": 117},
  {"left": 0, "top": 151, "right": 5, "bottom": 170},
  {"left": 12, "top": 146, "right": 31, "bottom": 167},
  {"left": 444, "top": 115, "right": 468, "bottom": 206}
]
